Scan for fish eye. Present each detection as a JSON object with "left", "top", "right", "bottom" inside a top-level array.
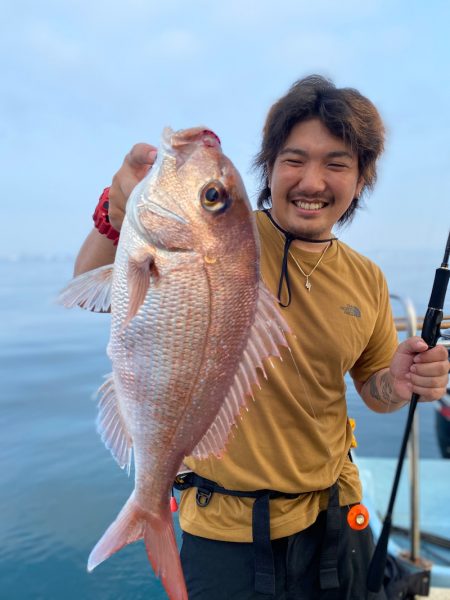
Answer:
[
  {"left": 205, "top": 187, "right": 220, "bottom": 202},
  {"left": 200, "top": 181, "right": 230, "bottom": 213}
]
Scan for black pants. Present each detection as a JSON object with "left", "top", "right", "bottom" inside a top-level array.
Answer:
[{"left": 180, "top": 508, "right": 387, "bottom": 600}]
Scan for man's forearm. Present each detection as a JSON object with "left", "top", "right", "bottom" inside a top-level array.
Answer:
[
  {"left": 74, "top": 229, "right": 117, "bottom": 276},
  {"left": 356, "top": 368, "right": 409, "bottom": 413}
]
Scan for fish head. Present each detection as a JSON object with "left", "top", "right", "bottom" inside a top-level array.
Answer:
[{"left": 127, "top": 126, "right": 257, "bottom": 258}]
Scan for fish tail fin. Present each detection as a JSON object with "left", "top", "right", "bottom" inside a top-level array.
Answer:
[
  {"left": 88, "top": 494, "right": 187, "bottom": 600},
  {"left": 144, "top": 508, "right": 188, "bottom": 600},
  {"left": 87, "top": 492, "right": 144, "bottom": 572}
]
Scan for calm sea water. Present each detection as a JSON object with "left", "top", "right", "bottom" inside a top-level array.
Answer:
[{"left": 1, "top": 253, "right": 448, "bottom": 600}]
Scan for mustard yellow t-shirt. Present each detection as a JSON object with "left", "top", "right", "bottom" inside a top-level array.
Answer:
[{"left": 180, "top": 211, "right": 398, "bottom": 542}]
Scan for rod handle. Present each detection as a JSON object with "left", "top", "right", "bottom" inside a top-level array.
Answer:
[
  {"left": 366, "top": 515, "right": 392, "bottom": 593},
  {"left": 421, "top": 307, "right": 443, "bottom": 348}
]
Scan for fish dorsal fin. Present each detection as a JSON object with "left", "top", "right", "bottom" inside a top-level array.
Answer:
[
  {"left": 190, "top": 282, "right": 291, "bottom": 460},
  {"left": 57, "top": 264, "right": 114, "bottom": 312},
  {"left": 96, "top": 373, "right": 133, "bottom": 474}
]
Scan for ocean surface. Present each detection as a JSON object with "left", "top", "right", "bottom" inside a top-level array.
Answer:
[{"left": 1, "top": 253, "right": 449, "bottom": 600}]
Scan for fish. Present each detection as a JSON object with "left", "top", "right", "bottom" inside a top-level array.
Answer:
[{"left": 59, "top": 126, "right": 291, "bottom": 600}]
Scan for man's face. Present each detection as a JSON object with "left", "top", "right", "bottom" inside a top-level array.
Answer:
[{"left": 268, "top": 118, "right": 364, "bottom": 242}]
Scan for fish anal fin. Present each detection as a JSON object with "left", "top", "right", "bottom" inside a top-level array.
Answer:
[
  {"left": 57, "top": 264, "right": 114, "bottom": 312},
  {"left": 191, "top": 281, "right": 291, "bottom": 460},
  {"left": 96, "top": 373, "right": 133, "bottom": 473}
]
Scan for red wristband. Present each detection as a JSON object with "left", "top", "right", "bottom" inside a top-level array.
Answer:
[{"left": 93, "top": 187, "right": 120, "bottom": 245}]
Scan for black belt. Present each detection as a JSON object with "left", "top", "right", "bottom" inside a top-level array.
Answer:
[{"left": 174, "top": 473, "right": 341, "bottom": 597}]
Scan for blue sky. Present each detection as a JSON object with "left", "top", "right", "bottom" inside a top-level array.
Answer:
[{"left": 2, "top": 0, "right": 450, "bottom": 259}]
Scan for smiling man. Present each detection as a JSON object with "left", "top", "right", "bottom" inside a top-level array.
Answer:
[
  {"left": 268, "top": 119, "right": 364, "bottom": 243},
  {"left": 74, "top": 75, "right": 449, "bottom": 599}
]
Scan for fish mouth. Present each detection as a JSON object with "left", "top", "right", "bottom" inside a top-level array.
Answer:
[
  {"left": 162, "top": 126, "right": 221, "bottom": 157},
  {"left": 199, "top": 129, "right": 221, "bottom": 147}
]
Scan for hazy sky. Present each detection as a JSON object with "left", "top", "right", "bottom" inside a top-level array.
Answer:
[{"left": 2, "top": 0, "right": 450, "bottom": 258}]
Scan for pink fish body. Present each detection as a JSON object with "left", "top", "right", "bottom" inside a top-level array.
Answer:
[{"left": 59, "top": 127, "right": 290, "bottom": 600}]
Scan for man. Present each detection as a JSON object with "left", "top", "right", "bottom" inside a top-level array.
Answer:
[{"left": 74, "top": 75, "right": 449, "bottom": 599}]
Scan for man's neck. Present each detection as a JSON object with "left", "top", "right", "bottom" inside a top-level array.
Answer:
[
  {"left": 291, "top": 238, "right": 333, "bottom": 253},
  {"left": 266, "top": 210, "right": 335, "bottom": 253}
]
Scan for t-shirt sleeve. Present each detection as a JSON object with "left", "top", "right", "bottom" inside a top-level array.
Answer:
[{"left": 349, "top": 268, "right": 398, "bottom": 383}]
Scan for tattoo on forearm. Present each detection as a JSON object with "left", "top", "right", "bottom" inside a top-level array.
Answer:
[{"left": 369, "top": 372, "right": 403, "bottom": 407}]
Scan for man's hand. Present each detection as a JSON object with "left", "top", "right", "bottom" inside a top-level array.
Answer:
[
  {"left": 354, "top": 337, "right": 449, "bottom": 413},
  {"left": 109, "top": 143, "right": 158, "bottom": 231},
  {"left": 74, "top": 143, "right": 157, "bottom": 276},
  {"left": 389, "top": 336, "right": 449, "bottom": 402}
]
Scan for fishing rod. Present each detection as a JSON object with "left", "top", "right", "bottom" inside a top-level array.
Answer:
[{"left": 367, "top": 230, "right": 450, "bottom": 594}]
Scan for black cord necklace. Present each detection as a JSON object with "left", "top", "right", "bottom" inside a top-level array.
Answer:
[{"left": 262, "top": 210, "right": 337, "bottom": 307}]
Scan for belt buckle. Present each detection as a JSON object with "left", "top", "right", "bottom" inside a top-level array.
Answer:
[{"left": 196, "top": 487, "right": 213, "bottom": 507}]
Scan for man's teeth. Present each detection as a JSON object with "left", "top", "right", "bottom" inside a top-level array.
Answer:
[{"left": 294, "top": 200, "right": 326, "bottom": 210}]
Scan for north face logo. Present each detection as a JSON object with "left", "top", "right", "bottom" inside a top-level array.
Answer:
[{"left": 340, "top": 304, "right": 361, "bottom": 317}]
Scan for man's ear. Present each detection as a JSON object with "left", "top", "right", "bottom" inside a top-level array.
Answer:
[
  {"left": 267, "top": 164, "right": 272, "bottom": 189},
  {"left": 356, "top": 176, "right": 365, "bottom": 198}
]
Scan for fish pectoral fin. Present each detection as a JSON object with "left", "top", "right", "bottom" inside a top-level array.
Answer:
[
  {"left": 122, "top": 247, "right": 159, "bottom": 328},
  {"left": 96, "top": 373, "right": 133, "bottom": 473},
  {"left": 191, "top": 281, "right": 291, "bottom": 460},
  {"left": 139, "top": 207, "right": 194, "bottom": 251},
  {"left": 57, "top": 264, "right": 114, "bottom": 312}
]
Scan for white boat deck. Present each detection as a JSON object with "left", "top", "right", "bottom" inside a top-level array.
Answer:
[
  {"left": 357, "top": 456, "right": 450, "bottom": 590},
  {"left": 419, "top": 589, "right": 449, "bottom": 599}
]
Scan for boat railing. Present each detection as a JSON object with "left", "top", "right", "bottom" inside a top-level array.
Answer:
[
  {"left": 394, "top": 314, "right": 450, "bottom": 344},
  {"left": 390, "top": 294, "right": 450, "bottom": 564}
]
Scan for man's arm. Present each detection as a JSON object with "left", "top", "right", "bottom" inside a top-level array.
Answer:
[
  {"left": 74, "top": 229, "right": 117, "bottom": 276},
  {"left": 354, "top": 336, "right": 449, "bottom": 413},
  {"left": 354, "top": 368, "right": 408, "bottom": 413},
  {"left": 74, "top": 143, "right": 157, "bottom": 277}
]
